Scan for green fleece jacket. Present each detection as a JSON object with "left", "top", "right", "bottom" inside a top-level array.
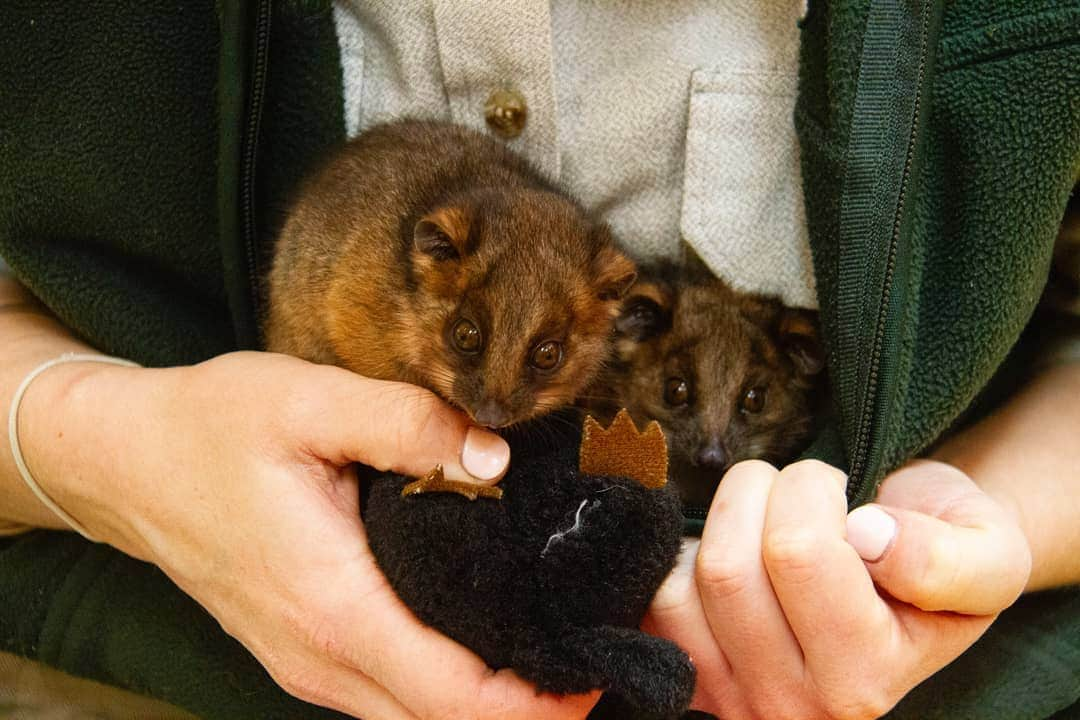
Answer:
[{"left": 0, "top": 1, "right": 1078, "bottom": 718}]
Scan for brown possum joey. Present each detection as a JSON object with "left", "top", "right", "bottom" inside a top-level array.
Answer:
[
  {"left": 265, "top": 120, "right": 637, "bottom": 429},
  {"left": 591, "top": 262, "right": 826, "bottom": 506}
]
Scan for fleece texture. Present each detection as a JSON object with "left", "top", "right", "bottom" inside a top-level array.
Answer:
[
  {"left": 797, "top": 0, "right": 1080, "bottom": 493},
  {"left": 797, "top": 2, "right": 1080, "bottom": 718},
  {"left": 0, "top": 532, "right": 351, "bottom": 720},
  {"left": 365, "top": 431, "right": 692, "bottom": 718},
  {"left": 0, "top": 1, "right": 233, "bottom": 367},
  {"left": 0, "top": 1, "right": 1078, "bottom": 719},
  {"left": 0, "top": 2, "right": 350, "bottom": 719}
]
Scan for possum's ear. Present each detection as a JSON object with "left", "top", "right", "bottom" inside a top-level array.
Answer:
[
  {"left": 415, "top": 205, "right": 472, "bottom": 260},
  {"left": 591, "top": 228, "right": 638, "bottom": 301},
  {"left": 615, "top": 279, "right": 672, "bottom": 340},
  {"left": 778, "top": 309, "right": 825, "bottom": 376}
]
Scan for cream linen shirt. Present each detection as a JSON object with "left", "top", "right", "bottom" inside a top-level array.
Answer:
[{"left": 332, "top": 0, "right": 817, "bottom": 308}]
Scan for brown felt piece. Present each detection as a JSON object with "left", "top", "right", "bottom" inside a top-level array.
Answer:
[
  {"left": 401, "top": 465, "right": 504, "bottom": 501},
  {"left": 579, "top": 409, "right": 668, "bottom": 489}
]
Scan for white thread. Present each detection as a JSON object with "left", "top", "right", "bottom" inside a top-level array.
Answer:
[
  {"left": 8, "top": 353, "right": 140, "bottom": 542},
  {"left": 594, "top": 484, "right": 626, "bottom": 495},
  {"left": 541, "top": 499, "right": 598, "bottom": 558}
]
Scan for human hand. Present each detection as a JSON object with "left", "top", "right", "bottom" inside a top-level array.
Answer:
[
  {"left": 18, "top": 352, "right": 597, "bottom": 719},
  {"left": 643, "top": 459, "right": 1031, "bottom": 719}
]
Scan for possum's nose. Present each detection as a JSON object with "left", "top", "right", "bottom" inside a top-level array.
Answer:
[
  {"left": 695, "top": 440, "right": 728, "bottom": 470},
  {"left": 471, "top": 400, "right": 513, "bottom": 428}
]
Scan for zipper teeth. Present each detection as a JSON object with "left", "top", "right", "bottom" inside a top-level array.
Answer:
[
  {"left": 682, "top": 506, "right": 708, "bottom": 521},
  {"left": 241, "top": 1, "right": 272, "bottom": 332},
  {"left": 848, "top": 3, "right": 932, "bottom": 487}
]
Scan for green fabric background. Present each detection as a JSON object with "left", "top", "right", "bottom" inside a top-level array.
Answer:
[
  {"left": 797, "top": 3, "right": 1080, "bottom": 716},
  {"left": 798, "top": 0, "right": 1080, "bottom": 497},
  {"left": 0, "top": 1, "right": 1078, "bottom": 718},
  {"left": 0, "top": 1, "right": 235, "bottom": 367},
  {"left": 0, "top": 2, "right": 350, "bottom": 717}
]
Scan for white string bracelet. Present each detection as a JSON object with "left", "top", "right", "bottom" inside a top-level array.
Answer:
[{"left": 8, "top": 352, "right": 141, "bottom": 542}]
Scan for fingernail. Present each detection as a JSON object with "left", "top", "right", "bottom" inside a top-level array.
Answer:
[
  {"left": 461, "top": 427, "right": 510, "bottom": 482},
  {"left": 846, "top": 505, "right": 897, "bottom": 562}
]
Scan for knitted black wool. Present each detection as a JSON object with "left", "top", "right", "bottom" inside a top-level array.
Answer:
[{"left": 365, "top": 433, "right": 695, "bottom": 718}]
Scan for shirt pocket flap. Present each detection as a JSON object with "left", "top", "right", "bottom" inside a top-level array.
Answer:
[{"left": 680, "top": 69, "right": 816, "bottom": 309}]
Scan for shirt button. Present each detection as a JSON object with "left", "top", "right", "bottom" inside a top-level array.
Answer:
[{"left": 484, "top": 89, "right": 527, "bottom": 139}]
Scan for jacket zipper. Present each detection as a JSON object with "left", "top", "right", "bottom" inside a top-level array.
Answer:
[
  {"left": 240, "top": 0, "right": 272, "bottom": 339},
  {"left": 683, "top": 506, "right": 707, "bottom": 522},
  {"left": 846, "top": 3, "right": 934, "bottom": 501}
]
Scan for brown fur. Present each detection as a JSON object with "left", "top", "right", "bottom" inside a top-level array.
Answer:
[
  {"left": 587, "top": 262, "right": 827, "bottom": 506},
  {"left": 265, "top": 120, "right": 636, "bottom": 428}
]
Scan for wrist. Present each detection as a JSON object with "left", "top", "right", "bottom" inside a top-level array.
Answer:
[{"left": 17, "top": 360, "right": 158, "bottom": 555}]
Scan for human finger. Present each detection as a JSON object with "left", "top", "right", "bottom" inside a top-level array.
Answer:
[
  {"left": 297, "top": 365, "right": 510, "bottom": 485},
  {"left": 763, "top": 461, "right": 898, "bottom": 717},
  {"left": 695, "top": 460, "right": 806, "bottom": 711},
  {"left": 259, "top": 647, "right": 420, "bottom": 720},
  {"left": 324, "top": 543, "right": 598, "bottom": 720},
  {"left": 644, "top": 539, "right": 745, "bottom": 715},
  {"left": 847, "top": 462, "right": 1030, "bottom": 615}
]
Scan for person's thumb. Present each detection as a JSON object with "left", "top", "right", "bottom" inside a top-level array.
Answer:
[
  {"left": 844, "top": 462, "right": 1030, "bottom": 616},
  {"left": 300, "top": 368, "right": 510, "bottom": 485}
]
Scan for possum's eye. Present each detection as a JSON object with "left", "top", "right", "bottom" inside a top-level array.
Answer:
[
  {"left": 663, "top": 378, "right": 690, "bottom": 407},
  {"left": 740, "top": 386, "right": 767, "bottom": 413},
  {"left": 530, "top": 341, "right": 563, "bottom": 371},
  {"left": 451, "top": 318, "right": 483, "bottom": 353}
]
